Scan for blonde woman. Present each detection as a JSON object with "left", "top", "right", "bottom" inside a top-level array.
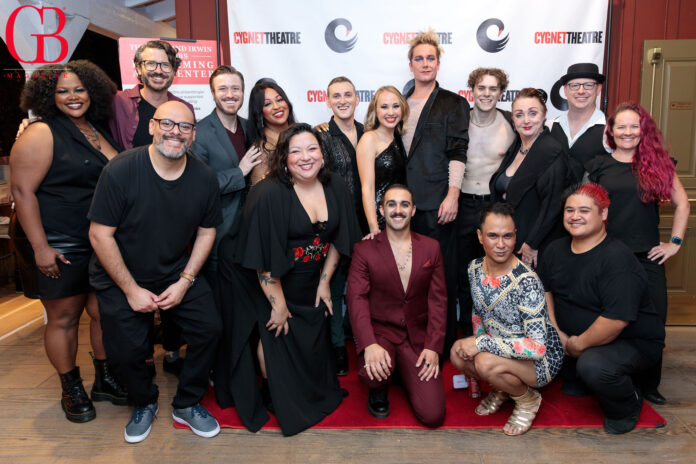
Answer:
[{"left": 356, "top": 86, "right": 410, "bottom": 235}]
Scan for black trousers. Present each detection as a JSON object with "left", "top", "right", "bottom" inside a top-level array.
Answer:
[
  {"left": 571, "top": 339, "right": 661, "bottom": 419},
  {"left": 455, "top": 196, "right": 490, "bottom": 336},
  {"left": 98, "top": 278, "right": 222, "bottom": 408},
  {"left": 411, "top": 209, "right": 457, "bottom": 356},
  {"left": 635, "top": 255, "right": 668, "bottom": 390}
]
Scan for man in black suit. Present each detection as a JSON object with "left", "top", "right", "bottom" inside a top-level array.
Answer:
[
  {"left": 402, "top": 30, "right": 469, "bottom": 354},
  {"left": 191, "top": 66, "right": 261, "bottom": 288}
]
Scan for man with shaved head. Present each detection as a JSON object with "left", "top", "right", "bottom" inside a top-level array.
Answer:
[{"left": 89, "top": 102, "right": 223, "bottom": 443}]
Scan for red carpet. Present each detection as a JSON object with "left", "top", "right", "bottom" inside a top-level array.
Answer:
[{"left": 174, "top": 346, "right": 665, "bottom": 431}]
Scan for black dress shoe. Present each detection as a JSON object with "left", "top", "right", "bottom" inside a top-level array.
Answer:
[
  {"left": 334, "top": 346, "right": 348, "bottom": 376},
  {"left": 644, "top": 389, "right": 667, "bottom": 405},
  {"left": 604, "top": 390, "right": 643, "bottom": 434},
  {"left": 368, "top": 388, "right": 390, "bottom": 419}
]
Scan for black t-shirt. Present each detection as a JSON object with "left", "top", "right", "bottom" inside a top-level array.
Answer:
[
  {"left": 88, "top": 146, "right": 222, "bottom": 289},
  {"left": 587, "top": 155, "right": 660, "bottom": 252},
  {"left": 131, "top": 97, "right": 157, "bottom": 148},
  {"left": 539, "top": 235, "right": 664, "bottom": 351}
]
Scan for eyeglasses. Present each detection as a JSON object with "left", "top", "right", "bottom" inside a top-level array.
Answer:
[
  {"left": 142, "top": 60, "right": 172, "bottom": 72},
  {"left": 566, "top": 82, "right": 598, "bottom": 91},
  {"left": 152, "top": 118, "right": 195, "bottom": 134}
]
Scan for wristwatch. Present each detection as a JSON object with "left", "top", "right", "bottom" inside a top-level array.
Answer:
[
  {"left": 179, "top": 272, "right": 196, "bottom": 286},
  {"left": 669, "top": 236, "right": 683, "bottom": 245}
]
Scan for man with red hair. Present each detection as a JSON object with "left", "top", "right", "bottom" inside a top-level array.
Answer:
[{"left": 540, "top": 182, "right": 665, "bottom": 434}]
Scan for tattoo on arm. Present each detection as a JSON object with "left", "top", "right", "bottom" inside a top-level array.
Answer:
[
  {"left": 268, "top": 294, "right": 276, "bottom": 306},
  {"left": 258, "top": 273, "right": 276, "bottom": 286},
  {"left": 320, "top": 273, "right": 328, "bottom": 282}
]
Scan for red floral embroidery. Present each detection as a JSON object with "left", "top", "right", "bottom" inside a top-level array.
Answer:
[
  {"left": 294, "top": 236, "right": 330, "bottom": 263},
  {"left": 482, "top": 275, "right": 501, "bottom": 288},
  {"left": 522, "top": 338, "right": 546, "bottom": 355},
  {"left": 513, "top": 341, "right": 523, "bottom": 353}
]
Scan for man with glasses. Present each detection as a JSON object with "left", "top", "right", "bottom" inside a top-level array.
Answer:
[
  {"left": 548, "top": 63, "right": 610, "bottom": 180},
  {"left": 89, "top": 101, "right": 223, "bottom": 443},
  {"left": 110, "top": 40, "right": 195, "bottom": 151}
]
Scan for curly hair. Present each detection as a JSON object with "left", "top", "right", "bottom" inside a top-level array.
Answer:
[
  {"left": 408, "top": 29, "right": 443, "bottom": 61},
  {"left": 133, "top": 40, "right": 182, "bottom": 73},
  {"left": 268, "top": 123, "right": 331, "bottom": 187},
  {"left": 364, "top": 86, "right": 409, "bottom": 134},
  {"left": 247, "top": 81, "right": 296, "bottom": 151},
  {"left": 605, "top": 101, "right": 675, "bottom": 203},
  {"left": 468, "top": 67, "right": 509, "bottom": 93},
  {"left": 19, "top": 60, "right": 117, "bottom": 122},
  {"left": 512, "top": 87, "right": 548, "bottom": 115}
]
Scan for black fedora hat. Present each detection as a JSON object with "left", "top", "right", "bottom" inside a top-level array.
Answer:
[{"left": 559, "top": 63, "right": 605, "bottom": 85}]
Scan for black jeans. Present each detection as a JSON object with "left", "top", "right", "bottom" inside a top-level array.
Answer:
[
  {"left": 411, "top": 209, "right": 457, "bottom": 356},
  {"left": 98, "top": 278, "right": 222, "bottom": 408},
  {"left": 455, "top": 195, "right": 490, "bottom": 336},
  {"left": 572, "top": 339, "right": 661, "bottom": 419}
]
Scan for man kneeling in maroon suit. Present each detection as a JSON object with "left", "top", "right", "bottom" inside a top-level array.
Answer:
[{"left": 347, "top": 184, "right": 447, "bottom": 427}]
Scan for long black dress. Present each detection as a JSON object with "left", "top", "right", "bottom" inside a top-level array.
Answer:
[
  {"left": 374, "top": 136, "right": 407, "bottom": 228},
  {"left": 214, "top": 174, "right": 361, "bottom": 436}
]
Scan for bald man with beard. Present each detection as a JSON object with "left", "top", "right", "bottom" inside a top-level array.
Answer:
[{"left": 89, "top": 102, "right": 223, "bottom": 443}]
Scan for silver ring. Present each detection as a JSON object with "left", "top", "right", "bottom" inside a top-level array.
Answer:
[
  {"left": 363, "top": 364, "right": 369, "bottom": 368},
  {"left": 380, "top": 361, "right": 386, "bottom": 366}
]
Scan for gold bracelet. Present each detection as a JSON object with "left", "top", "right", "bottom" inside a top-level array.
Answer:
[{"left": 179, "top": 272, "right": 196, "bottom": 285}]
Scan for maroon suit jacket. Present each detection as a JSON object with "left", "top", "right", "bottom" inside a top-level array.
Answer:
[{"left": 346, "top": 231, "right": 447, "bottom": 355}]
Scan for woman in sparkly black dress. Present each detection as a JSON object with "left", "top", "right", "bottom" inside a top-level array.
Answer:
[{"left": 356, "top": 86, "right": 409, "bottom": 235}]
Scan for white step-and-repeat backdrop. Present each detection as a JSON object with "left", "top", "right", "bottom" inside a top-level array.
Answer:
[{"left": 227, "top": 0, "right": 609, "bottom": 124}]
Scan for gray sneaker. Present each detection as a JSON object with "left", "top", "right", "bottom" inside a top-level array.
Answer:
[
  {"left": 172, "top": 404, "right": 220, "bottom": 438},
  {"left": 124, "top": 402, "right": 158, "bottom": 443}
]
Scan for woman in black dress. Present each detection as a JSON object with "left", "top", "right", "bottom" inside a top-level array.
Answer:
[
  {"left": 588, "top": 101, "right": 690, "bottom": 404},
  {"left": 356, "top": 85, "right": 409, "bottom": 235},
  {"left": 489, "top": 88, "right": 572, "bottom": 267},
  {"left": 10, "top": 61, "right": 126, "bottom": 422},
  {"left": 214, "top": 124, "right": 361, "bottom": 435}
]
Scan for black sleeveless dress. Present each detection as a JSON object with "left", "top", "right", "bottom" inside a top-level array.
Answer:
[{"left": 374, "top": 136, "right": 407, "bottom": 228}]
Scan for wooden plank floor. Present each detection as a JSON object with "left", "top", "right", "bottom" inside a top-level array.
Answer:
[{"left": 2, "top": 317, "right": 695, "bottom": 463}]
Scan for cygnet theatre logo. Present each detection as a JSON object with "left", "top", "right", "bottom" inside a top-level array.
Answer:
[
  {"left": 476, "top": 18, "right": 509, "bottom": 53},
  {"left": 325, "top": 18, "right": 357, "bottom": 53},
  {"left": 550, "top": 80, "right": 569, "bottom": 111}
]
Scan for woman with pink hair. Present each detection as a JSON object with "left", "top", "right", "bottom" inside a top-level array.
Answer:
[{"left": 588, "top": 101, "right": 690, "bottom": 405}]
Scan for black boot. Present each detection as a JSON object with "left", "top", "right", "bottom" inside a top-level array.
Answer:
[
  {"left": 59, "top": 366, "right": 96, "bottom": 423},
  {"left": 91, "top": 357, "right": 128, "bottom": 406},
  {"left": 368, "top": 387, "right": 390, "bottom": 419}
]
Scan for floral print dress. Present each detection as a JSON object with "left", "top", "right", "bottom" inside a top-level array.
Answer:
[{"left": 468, "top": 258, "right": 563, "bottom": 387}]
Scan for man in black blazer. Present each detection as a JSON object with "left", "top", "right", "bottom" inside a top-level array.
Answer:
[
  {"left": 191, "top": 66, "right": 261, "bottom": 289},
  {"left": 402, "top": 30, "right": 469, "bottom": 354}
]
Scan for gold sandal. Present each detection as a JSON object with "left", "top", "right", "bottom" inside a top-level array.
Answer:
[
  {"left": 504, "top": 387, "right": 542, "bottom": 436},
  {"left": 474, "top": 389, "right": 509, "bottom": 416}
]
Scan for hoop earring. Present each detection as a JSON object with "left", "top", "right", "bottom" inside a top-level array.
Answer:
[{"left": 284, "top": 165, "right": 289, "bottom": 175}]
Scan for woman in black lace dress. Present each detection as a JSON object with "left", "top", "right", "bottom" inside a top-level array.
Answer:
[
  {"left": 356, "top": 86, "right": 409, "bottom": 235},
  {"left": 214, "top": 124, "right": 361, "bottom": 436}
]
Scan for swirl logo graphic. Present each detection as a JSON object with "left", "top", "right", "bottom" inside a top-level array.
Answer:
[
  {"left": 325, "top": 18, "right": 357, "bottom": 53},
  {"left": 550, "top": 80, "right": 569, "bottom": 111},
  {"left": 476, "top": 18, "right": 509, "bottom": 53}
]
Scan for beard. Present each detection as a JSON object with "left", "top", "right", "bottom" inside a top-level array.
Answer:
[
  {"left": 140, "top": 71, "right": 175, "bottom": 91},
  {"left": 154, "top": 135, "right": 189, "bottom": 159}
]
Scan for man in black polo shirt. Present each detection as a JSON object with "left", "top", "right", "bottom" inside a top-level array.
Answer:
[
  {"left": 89, "top": 101, "right": 222, "bottom": 443},
  {"left": 540, "top": 182, "right": 664, "bottom": 434}
]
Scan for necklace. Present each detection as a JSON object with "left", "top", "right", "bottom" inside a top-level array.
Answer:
[
  {"left": 394, "top": 241, "right": 412, "bottom": 272},
  {"left": 519, "top": 132, "right": 541, "bottom": 155},
  {"left": 76, "top": 122, "right": 101, "bottom": 150},
  {"left": 471, "top": 112, "right": 496, "bottom": 128}
]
